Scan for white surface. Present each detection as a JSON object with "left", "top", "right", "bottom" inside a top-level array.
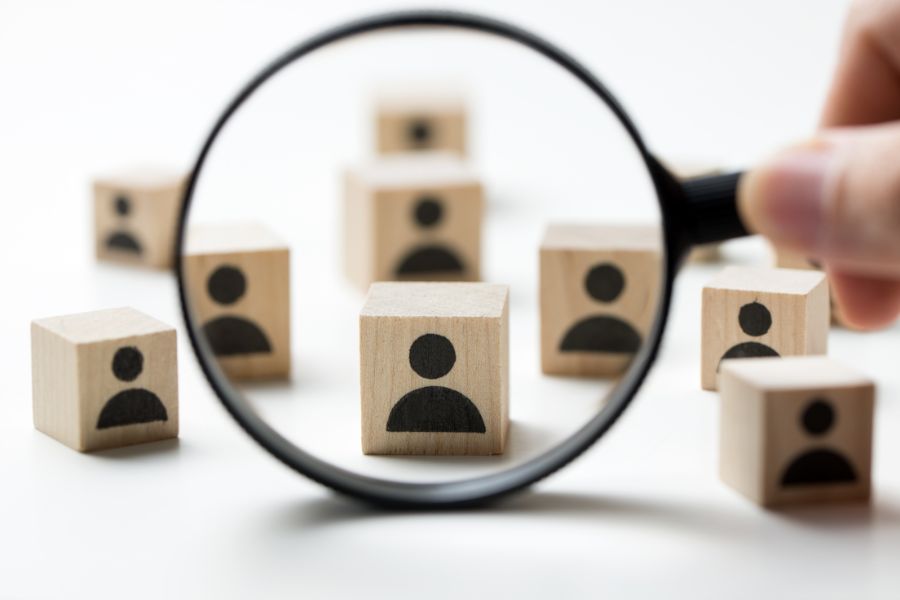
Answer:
[{"left": 3, "top": 1, "right": 900, "bottom": 599}]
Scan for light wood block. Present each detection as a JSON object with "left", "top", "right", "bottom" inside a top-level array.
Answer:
[
  {"left": 31, "top": 307, "right": 178, "bottom": 452},
  {"left": 183, "top": 221, "right": 291, "bottom": 380},
  {"left": 719, "top": 356, "right": 874, "bottom": 507},
  {"left": 375, "top": 89, "right": 466, "bottom": 156},
  {"left": 772, "top": 245, "right": 851, "bottom": 328},
  {"left": 540, "top": 224, "right": 662, "bottom": 377},
  {"left": 701, "top": 266, "right": 829, "bottom": 391},
  {"left": 360, "top": 282, "right": 509, "bottom": 455},
  {"left": 343, "top": 153, "right": 483, "bottom": 290},
  {"left": 93, "top": 167, "right": 186, "bottom": 269}
]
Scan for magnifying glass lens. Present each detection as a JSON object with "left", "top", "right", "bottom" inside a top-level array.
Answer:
[{"left": 181, "top": 25, "right": 665, "bottom": 492}]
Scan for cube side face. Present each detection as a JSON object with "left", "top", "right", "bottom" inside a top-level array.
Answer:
[
  {"left": 94, "top": 181, "right": 183, "bottom": 269},
  {"left": 371, "top": 184, "right": 482, "bottom": 285},
  {"left": 701, "top": 287, "right": 819, "bottom": 391},
  {"left": 761, "top": 384, "right": 874, "bottom": 506},
  {"left": 774, "top": 246, "right": 847, "bottom": 327},
  {"left": 376, "top": 109, "right": 466, "bottom": 156},
  {"left": 718, "top": 369, "right": 766, "bottom": 504},
  {"left": 183, "top": 248, "right": 291, "bottom": 380},
  {"left": 31, "top": 323, "right": 82, "bottom": 450},
  {"left": 343, "top": 171, "right": 375, "bottom": 290},
  {"left": 360, "top": 312, "right": 507, "bottom": 455},
  {"left": 77, "top": 330, "right": 178, "bottom": 451},
  {"left": 540, "top": 245, "right": 660, "bottom": 376}
]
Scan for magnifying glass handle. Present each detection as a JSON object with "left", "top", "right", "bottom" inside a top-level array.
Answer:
[{"left": 680, "top": 171, "right": 749, "bottom": 245}]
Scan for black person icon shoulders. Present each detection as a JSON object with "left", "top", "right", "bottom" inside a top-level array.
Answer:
[
  {"left": 386, "top": 334, "right": 486, "bottom": 433},
  {"left": 30, "top": 307, "right": 179, "bottom": 452},
  {"left": 719, "top": 356, "right": 875, "bottom": 507},
  {"left": 540, "top": 224, "right": 662, "bottom": 377},
  {"left": 184, "top": 222, "right": 291, "bottom": 380},
  {"left": 374, "top": 86, "right": 467, "bottom": 156},
  {"left": 701, "top": 266, "right": 829, "bottom": 391},
  {"left": 343, "top": 153, "right": 483, "bottom": 290},
  {"left": 93, "top": 167, "right": 186, "bottom": 269},
  {"left": 360, "top": 282, "right": 509, "bottom": 456}
]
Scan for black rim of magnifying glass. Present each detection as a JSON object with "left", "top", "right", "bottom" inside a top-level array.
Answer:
[{"left": 175, "top": 9, "right": 695, "bottom": 509}]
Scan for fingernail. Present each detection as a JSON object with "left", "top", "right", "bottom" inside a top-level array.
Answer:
[{"left": 738, "top": 145, "right": 834, "bottom": 250}]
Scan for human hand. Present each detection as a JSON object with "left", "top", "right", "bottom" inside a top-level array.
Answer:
[{"left": 738, "top": 0, "right": 900, "bottom": 329}]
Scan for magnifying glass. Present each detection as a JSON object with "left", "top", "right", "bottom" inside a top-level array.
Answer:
[{"left": 175, "top": 10, "right": 748, "bottom": 508}]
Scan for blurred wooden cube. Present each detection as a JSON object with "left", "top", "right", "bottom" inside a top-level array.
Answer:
[
  {"left": 701, "top": 266, "right": 829, "bottom": 391},
  {"left": 540, "top": 224, "right": 662, "bottom": 377},
  {"left": 93, "top": 167, "right": 186, "bottom": 269},
  {"left": 375, "top": 89, "right": 466, "bottom": 156}
]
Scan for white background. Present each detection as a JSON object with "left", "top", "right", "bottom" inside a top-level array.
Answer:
[{"left": 3, "top": 1, "right": 900, "bottom": 598}]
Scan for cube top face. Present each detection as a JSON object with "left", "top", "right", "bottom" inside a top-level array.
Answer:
[
  {"left": 93, "top": 167, "right": 186, "bottom": 268},
  {"left": 720, "top": 357, "right": 874, "bottom": 506},
  {"left": 701, "top": 267, "right": 829, "bottom": 390},
  {"left": 541, "top": 223, "right": 661, "bottom": 252},
  {"left": 31, "top": 308, "right": 178, "bottom": 451},
  {"left": 540, "top": 224, "right": 662, "bottom": 376},
  {"left": 33, "top": 307, "right": 173, "bottom": 345},
  {"left": 706, "top": 266, "right": 825, "bottom": 295},
  {"left": 185, "top": 220, "right": 288, "bottom": 255},
  {"left": 183, "top": 222, "right": 291, "bottom": 380},
  {"left": 362, "top": 282, "right": 507, "bottom": 318},
  {"left": 351, "top": 153, "right": 478, "bottom": 189},
  {"left": 360, "top": 283, "right": 509, "bottom": 455}
]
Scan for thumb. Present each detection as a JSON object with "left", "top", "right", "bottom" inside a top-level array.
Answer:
[{"left": 738, "top": 123, "right": 900, "bottom": 279}]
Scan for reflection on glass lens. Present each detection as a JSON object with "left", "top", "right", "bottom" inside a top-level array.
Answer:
[{"left": 182, "top": 26, "right": 664, "bottom": 485}]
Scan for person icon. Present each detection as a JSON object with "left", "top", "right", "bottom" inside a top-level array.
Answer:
[
  {"left": 201, "top": 265, "right": 273, "bottom": 356},
  {"left": 407, "top": 118, "right": 433, "bottom": 148},
  {"left": 96, "top": 346, "right": 168, "bottom": 429},
  {"left": 717, "top": 301, "right": 780, "bottom": 369},
  {"left": 105, "top": 194, "right": 143, "bottom": 255},
  {"left": 559, "top": 262, "right": 642, "bottom": 354},
  {"left": 386, "top": 333, "right": 486, "bottom": 433},
  {"left": 394, "top": 195, "right": 466, "bottom": 277},
  {"left": 780, "top": 398, "right": 858, "bottom": 486}
]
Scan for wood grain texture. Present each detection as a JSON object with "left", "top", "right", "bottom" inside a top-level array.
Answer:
[
  {"left": 93, "top": 166, "right": 185, "bottom": 269},
  {"left": 183, "top": 222, "right": 291, "bottom": 380},
  {"left": 31, "top": 307, "right": 178, "bottom": 452},
  {"left": 719, "top": 356, "right": 874, "bottom": 507},
  {"left": 375, "top": 89, "right": 466, "bottom": 156},
  {"left": 343, "top": 154, "right": 483, "bottom": 291},
  {"left": 701, "top": 266, "right": 829, "bottom": 391},
  {"left": 540, "top": 224, "right": 661, "bottom": 377},
  {"left": 360, "top": 282, "right": 509, "bottom": 455}
]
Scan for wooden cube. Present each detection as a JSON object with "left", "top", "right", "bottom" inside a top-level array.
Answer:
[
  {"left": 375, "top": 89, "right": 466, "bottom": 156},
  {"left": 360, "top": 282, "right": 509, "bottom": 455},
  {"left": 540, "top": 224, "right": 662, "bottom": 377},
  {"left": 93, "top": 167, "right": 186, "bottom": 268},
  {"left": 773, "top": 245, "right": 852, "bottom": 328},
  {"left": 31, "top": 307, "right": 178, "bottom": 451},
  {"left": 701, "top": 266, "right": 829, "bottom": 391},
  {"left": 183, "top": 222, "right": 291, "bottom": 380},
  {"left": 719, "top": 356, "right": 874, "bottom": 507},
  {"left": 343, "top": 154, "right": 483, "bottom": 290}
]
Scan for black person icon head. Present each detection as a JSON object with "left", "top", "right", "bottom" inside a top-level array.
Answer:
[
  {"left": 717, "top": 301, "right": 780, "bottom": 370},
  {"left": 386, "top": 333, "right": 486, "bottom": 433},
  {"left": 96, "top": 346, "right": 168, "bottom": 429},
  {"left": 201, "top": 264, "right": 273, "bottom": 357},
  {"left": 780, "top": 398, "right": 857, "bottom": 487},
  {"left": 394, "top": 195, "right": 466, "bottom": 276},
  {"left": 407, "top": 117, "right": 433, "bottom": 148},
  {"left": 104, "top": 193, "right": 143, "bottom": 255},
  {"left": 559, "top": 262, "right": 642, "bottom": 354}
]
